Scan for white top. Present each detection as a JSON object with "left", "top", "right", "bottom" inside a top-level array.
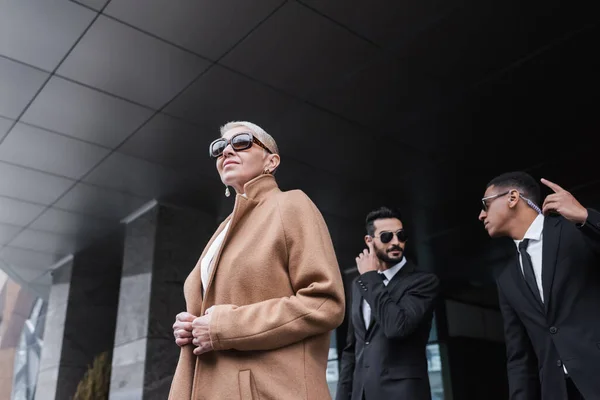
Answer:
[
  {"left": 362, "top": 257, "right": 407, "bottom": 330},
  {"left": 514, "top": 214, "right": 545, "bottom": 303},
  {"left": 201, "top": 220, "right": 231, "bottom": 296}
]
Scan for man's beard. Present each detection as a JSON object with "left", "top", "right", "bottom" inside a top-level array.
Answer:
[{"left": 375, "top": 245, "right": 404, "bottom": 265}]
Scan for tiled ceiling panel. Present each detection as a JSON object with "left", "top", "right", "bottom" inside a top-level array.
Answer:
[
  {"left": 0, "top": 57, "right": 49, "bottom": 119},
  {"left": 57, "top": 16, "right": 211, "bottom": 109},
  {"left": 220, "top": 1, "right": 378, "bottom": 98},
  {"left": 104, "top": 0, "right": 285, "bottom": 60},
  {"left": 0, "top": 123, "right": 110, "bottom": 179},
  {"left": 0, "top": 0, "right": 96, "bottom": 70},
  {"left": 21, "top": 77, "right": 154, "bottom": 148}
]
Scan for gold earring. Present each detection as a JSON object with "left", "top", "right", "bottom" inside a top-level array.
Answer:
[
  {"left": 225, "top": 186, "right": 230, "bottom": 197},
  {"left": 263, "top": 169, "right": 271, "bottom": 175}
]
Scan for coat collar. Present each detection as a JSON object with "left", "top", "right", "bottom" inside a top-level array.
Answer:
[
  {"left": 198, "top": 174, "right": 281, "bottom": 311},
  {"left": 240, "top": 174, "right": 280, "bottom": 202}
]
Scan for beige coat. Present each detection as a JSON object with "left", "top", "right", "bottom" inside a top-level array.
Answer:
[{"left": 168, "top": 174, "right": 345, "bottom": 400}]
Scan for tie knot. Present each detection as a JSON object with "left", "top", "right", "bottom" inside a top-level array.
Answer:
[{"left": 519, "top": 238, "right": 530, "bottom": 252}]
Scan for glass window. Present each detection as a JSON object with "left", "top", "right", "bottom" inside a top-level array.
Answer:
[{"left": 327, "top": 331, "right": 339, "bottom": 398}]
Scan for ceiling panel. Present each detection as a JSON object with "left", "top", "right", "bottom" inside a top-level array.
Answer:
[
  {"left": 0, "top": 57, "right": 49, "bottom": 119},
  {"left": 21, "top": 76, "right": 154, "bottom": 148},
  {"left": 309, "top": 56, "right": 442, "bottom": 131},
  {"left": 0, "top": 0, "right": 96, "bottom": 70},
  {"left": 164, "top": 65, "right": 299, "bottom": 129},
  {"left": 0, "top": 223, "right": 21, "bottom": 245},
  {"left": 104, "top": 0, "right": 285, "bottom": 60},
  {"left": 54, "top": 182, "right": 149, "bottom": 221},
  {"left": 274, "top": 104, "right": 433, "bottom": 182},
  {"left": 0, "top": 247, "right": 62, "bottom": 280},
  {"left": 0, "top": 116, "right": 13, "bottom": 138},
  {"left": 299, "top": 0, "right": 456, "bottom": 48},
  {"left": 220, "top": 1, "right": 378, "bottom": 98},
  {"left": 0, "top": 197, "right": 45, "bottom": 227},
  {"left": 57, "top": 16, "right": 211, "bottom": 109},
  {"left": 83, "top": 152, "right": 186, "bottom": 198},
  {"left": 119, "top": 113, "right": 215, "bottom": 173},
  {"left": 71, "top": 0, "right": 109, "bottom": 11},
  {"left": 8, "top": 229, "right": 79, "bottom": 255},
  {"left": 0, "top": 123, "right": 110, "bottom": 179},
  {"left": 0, "top": 162, "right": 74, "bottom": 205},
  {"left": 29, "top": 208, "right": 114, "bottom": 238}
]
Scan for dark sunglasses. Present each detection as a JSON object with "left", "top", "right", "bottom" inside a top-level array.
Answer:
[
  {"left": 481, "top": 189, "right": 542, "bottom": 214},
  {"left": 209, "top": 132, "right": 273, "bottom": 158},
  {"left": 374, "top": 229, "right": 408, "bottom": 244},
  {"left": 481, "top": 191, "right": 510, "bottom": 212}
]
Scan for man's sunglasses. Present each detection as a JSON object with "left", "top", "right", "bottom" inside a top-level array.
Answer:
[
  {"left": 373, "top": 230, "right": 408, "bottom": 244},
  {"left": 209, "top": 132, "right": 273, "bottom": 158},
  {"left": 481, "top": 189, "right": 542, "bottom": 214},
  {"left": 481, "top": 191, "right": 510, "bottom": 212}
]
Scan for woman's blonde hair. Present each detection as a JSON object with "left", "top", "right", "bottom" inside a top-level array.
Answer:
[{"left": 220, "top": 121, "right": 279, "bottom": 155}]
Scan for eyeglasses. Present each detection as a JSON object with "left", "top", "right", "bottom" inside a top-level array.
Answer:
[
  {"left": 481, "top": 191, "right": 510, "bottom": 212},
  {"left": 481, "top": 190, "right": 542, "bottom": 214},
  {"left": 209, "top": 132, "right": 273, "bottom": 158},
  {"left": 373, "top": 229, "right": 408, "bottom": 244}
]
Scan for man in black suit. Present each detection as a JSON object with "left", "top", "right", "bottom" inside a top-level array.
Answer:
[
  {"left": 479, "top": 171, "right": 600, "bottom": 400},
  {"left": 336, "top": 207, "right": 440, "bottom": 400}
]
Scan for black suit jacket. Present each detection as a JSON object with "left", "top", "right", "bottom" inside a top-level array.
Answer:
[
  {"left": 496, "top": 209, "right": 600, "bottom": 400},
  {"left": 336, "top": 261, "right": 440, "bottom": 400}
]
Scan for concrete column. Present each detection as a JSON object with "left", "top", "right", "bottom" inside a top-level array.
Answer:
[
  {"left": 35, "top": 233, "right": 124, "bottom": 400},
  {"left": 109, "top": 203, "right": 214, "bottom": 400}
]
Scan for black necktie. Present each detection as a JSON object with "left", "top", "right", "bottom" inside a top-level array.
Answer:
[{"left": 519, "top": 239, "right": 542, "bottom": 304}]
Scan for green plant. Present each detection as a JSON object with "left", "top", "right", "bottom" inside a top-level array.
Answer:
[{"left": 72, "top": 351, "right": 111, "bottom": 400}]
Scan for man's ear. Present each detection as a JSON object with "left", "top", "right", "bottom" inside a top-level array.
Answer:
[{"left": 364, "top": 235, "right": 372, "bottom": 246}]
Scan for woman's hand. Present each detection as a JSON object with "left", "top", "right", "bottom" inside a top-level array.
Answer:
[
  {"left": 192, "top": 306, "right": 216, "bottom": 356},
  {"left": 173, "top": 312, "right": 196, "bottom": 347}
]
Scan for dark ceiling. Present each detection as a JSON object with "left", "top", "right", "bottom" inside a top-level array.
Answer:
[{"left": 0, "top": 0, "right": 597, "bottom": 301}]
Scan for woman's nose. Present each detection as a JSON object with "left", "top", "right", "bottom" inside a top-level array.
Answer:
[{"left": 222, "top": 144, "right": 235, "bottom": 157}]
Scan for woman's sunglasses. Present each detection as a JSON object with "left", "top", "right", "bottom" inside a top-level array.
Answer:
[
  {"left": 373, "top": 230, "right": 408, "bottom": 244},
  {"left": 209, "top": 132, "right": 272, "bottom": 158}
]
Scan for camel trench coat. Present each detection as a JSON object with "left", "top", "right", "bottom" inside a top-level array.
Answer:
[{"left": 168, "top": 174, "right": 345, "bottom": 400}]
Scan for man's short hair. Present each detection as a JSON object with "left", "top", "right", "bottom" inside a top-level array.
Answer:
[
  {"left": 486, "top": 171, "right": 541, "bottom": 207},
  {"left": 365, "top": 206, "right": 403, "bottom": 236}
]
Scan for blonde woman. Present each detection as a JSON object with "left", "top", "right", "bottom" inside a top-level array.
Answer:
[{"left": 169, "top": 121, "right": 345, "bottom": 399}]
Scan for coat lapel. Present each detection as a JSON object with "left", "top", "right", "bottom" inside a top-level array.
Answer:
[
  {"left": 364, "top": 260, "right": 415, "bottom": 337},
  {"left": 352, "top": 285, "right": 367, "bottom": 340},
  {"left": 185, "top": 216, "right": 231, "bottom": 317},
  {"left": 510, "top": 257, "right": 544, "bottom": 314},
  {"left": 541, "top": 216, "right": 561, "bottom": 313}
]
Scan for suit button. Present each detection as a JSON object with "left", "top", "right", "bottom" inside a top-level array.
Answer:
[
  {"left": 365, "top": 341, "right": 369, "bottom": 345},
  {"left": 549, "top": 326, "right": 558, "bottom": 334},
  {"left": 557, "top": 360, "right": 562, "bottom": 367}
]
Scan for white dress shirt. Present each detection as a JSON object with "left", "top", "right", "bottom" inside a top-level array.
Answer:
[
  {"left": 201, "top": 220, "right": 231, "bottom": 296},
  {"left": 362, "top": 257, "right": 407, "bottom": 330},
  {"left": 514, "top": 214, "right": 545, "bottom": 303}
]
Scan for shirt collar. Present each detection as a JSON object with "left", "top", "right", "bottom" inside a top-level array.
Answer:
[
  {"left": 380, "top": 257, "right": 407, "bottom": 281},
  {"left": 514, "top": 214, "right": 544, "bottom": 248}
]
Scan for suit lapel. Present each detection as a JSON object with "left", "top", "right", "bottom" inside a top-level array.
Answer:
[
  {"left": 352, "top": 284, "right": 367, "bottom": 340},
  {"left": 364, "top": 260, "right": 415, "bottom": 337},
  {"left": 510, "top": 257, "right": 544, "bottom": 314},
  {"left": 541, "top": 216, "right": 561, "bottom": 313}
]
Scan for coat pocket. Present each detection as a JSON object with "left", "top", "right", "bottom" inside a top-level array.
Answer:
[{"left": 238, "top": 370, "right": 259, "bottom": 400}]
